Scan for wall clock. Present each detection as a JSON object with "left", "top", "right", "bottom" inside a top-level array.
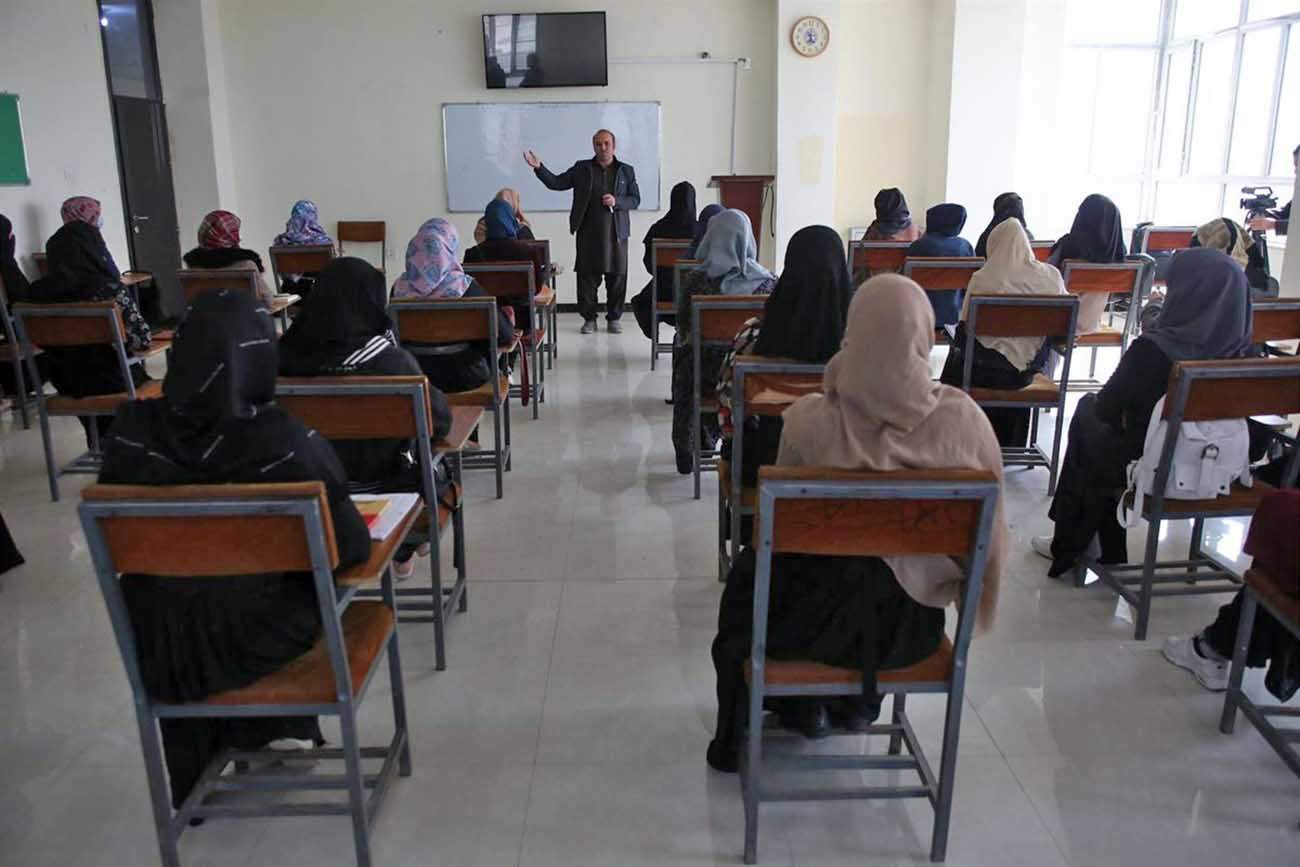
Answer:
[{"left": 791, "top": 16, "right": 830, "bottom": 58}]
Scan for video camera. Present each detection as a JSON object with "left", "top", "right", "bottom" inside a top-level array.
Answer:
[{"left": 1240, "top": 186, "right": 1278, "bottom": 216}]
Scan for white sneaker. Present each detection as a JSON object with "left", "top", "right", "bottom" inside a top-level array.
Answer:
[
  {"left": 1162, "top": 636, "right": 1229, "bottom": 692},
  {"left": 1030, "top": 535, "right": 1054, "bottom": 561},
  {"left": 266, "top": 738, "right": 315, "bottom": 751}
]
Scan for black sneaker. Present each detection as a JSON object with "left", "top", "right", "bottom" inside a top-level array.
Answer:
[{"left": 580, "top": 319, "right": 596, "bottom": 335}]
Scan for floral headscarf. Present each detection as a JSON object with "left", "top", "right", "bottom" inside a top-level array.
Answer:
[
  {"left": 61, "top": 196, "right": 103, "bottom": 228},
  {"left": 197, "top": 210, "right": 242, "bottom": 249},
  {"left": 273, "top": 199, "right": 333, "bottom": 246},
  {"left": 391, "top": 218, "right": 472, "bottom": 299}
]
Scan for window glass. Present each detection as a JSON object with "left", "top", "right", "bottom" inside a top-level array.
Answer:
[
  {"left": 1068, "top": 0, "right": 1163, "bottom": 44},
  {"left": 1094, "top": 50, "right": 1157, "bottom": 175},
  {"left": 1154, "top": 181, "right": 1224, "bottom": 222},
  {"left": 1247, "top": 0, "right": 1300, "bottom": 22},
  {"left": 1189, "top": 36, "right": 1237, "bottom": 174},
  {"left": 1159, "top": 47, "right": 1194, "bottom": 171},
  {"left": 1175, "top": 0, "right": 1243, "bottom": 41},
  {"left": 100, "top": 0, "right": 159, "bottom": 100},
  {"left": 1061, "top": 48, "right": 1100, "bottom": 172},
  {"left": 1271, "top": 26, "right": 1300, "bottom": 174},
  {"left": 1229, "top": 27, "right": 1283, "bottom": 174}
]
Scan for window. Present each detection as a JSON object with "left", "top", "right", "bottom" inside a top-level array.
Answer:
[{"left": 1064, "top": 0, "right": 1300, "bottom": 232}]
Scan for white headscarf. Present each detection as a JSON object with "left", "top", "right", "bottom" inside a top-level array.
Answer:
[
  {"left": 962, "top": 218, "right": 1066, "bottom": 371},
  {"left": 692, "top": 209, "right": 773, "bottom": 295}
]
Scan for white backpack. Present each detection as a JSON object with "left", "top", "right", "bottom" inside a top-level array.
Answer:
[{"left": 1116, "top": 396, "right": 1252, "bottom": 528}]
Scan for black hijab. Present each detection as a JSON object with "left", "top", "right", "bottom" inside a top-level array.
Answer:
[
  {"left": 1052, "top": 194, "right": 1126, "bottom": 263},
  {"left": 31, "top": 221, "right": 120, "bottom": 302},
  {"left": 975, "top": 192, "right": 1028, "bottom": 257},
  {"left": 664, "top": 181, "right": 697, "bottom": 234},
  {"left": 753, "top": 225, "right": 851, "bottom": 363},
  {"left": 924, "top": 203, "right": 967, "bottom": 237},
  {"left": 0, "top": 213, "right": 31, "bottom": 305},
  {"left": 868, "top": 188, "right": 913, "bottom": 235},
  {"left": 279, "top": 257, "right": 392, "bottom": 375},
  {"left": 689, "top": 204, "right": 725, "bottom": 256},
  {"left": 183, "top": 246, "right": 265, "bottom": 272}
]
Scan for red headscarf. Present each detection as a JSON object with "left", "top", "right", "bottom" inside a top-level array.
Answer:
[
  {"left": 198, "top": 210, "right": 242, "bottom": 249},
  {"left": 61, "top": 196, "right": 103, "bottom": 227}
]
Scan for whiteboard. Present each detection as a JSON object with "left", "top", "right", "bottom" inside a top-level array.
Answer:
[{"left": 442, "top": 101, "right": 661, "bottom": 213}]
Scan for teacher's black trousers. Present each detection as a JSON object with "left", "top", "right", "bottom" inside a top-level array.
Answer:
[{"left": 576, "top": 272, "right": 628, "bottom": 322}]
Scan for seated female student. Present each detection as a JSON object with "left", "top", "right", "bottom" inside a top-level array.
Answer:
[
  {"left": 939, "top": 219, "right": 1066, "bottom": 446},
  {"left": 631, "top": 181, "right": 698, "bottom": 339},
  {"left": 671, "top": 209, "right": 776, "bottom": 475},
  {"left": 182, "top": 209, "right": 274, "bottom": 302},
  {"left": 1047, "top": 193, "right": 1126, "bottom": 334},
  {"left": 906, "top": 202, "right": 974, "bottom": 328},
  {"left": 98, "top": 289, "right": 371, "bottom": 811},
  {"left": 863, "top": 188, "right": 923, "bottom": 242},
  {"left": 707, "top": 274, "right": 1007, "bottom": 770},
  {"left": 473, "top": 188, "right": 534, "bottom": 245},
  {"left": 716, "top": 225, "right": 851, "bottom": 486},
  {"left": 975, "top": 192, "right": 1033, "bottom": 258},
  {"left": 280, "top": 257, "right": 452, "bottom": 578},
  {"left": 1190, "top": 217, "right": 1272, "bottom": 297},
  {"left": 28, "top": 217, "right": 152, "bottom": 447},
  {"left": 463, "top": 199, "right": 548, "bottom": 330},
  {"left": 688, "top": 204, "right": 724, "bottom": 258},
  {"left": 272, "top": 199, "right": 334, "bottom": 295},
  {"left": 1, "top": 212, "right": 52, "bottom": 400},
  {"left": 1031, "top": 247, "right": 1253, "bottom": 576},
  {"left": 391, "top": 218, "right": 515, "bottom": 394},
  {"left": 60, "top": 197, "right": 156, "bottom": 324}
]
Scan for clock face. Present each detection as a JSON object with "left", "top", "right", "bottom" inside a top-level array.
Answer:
[{"left": 791, "top": 16, "right": 830, "bottom": 57}]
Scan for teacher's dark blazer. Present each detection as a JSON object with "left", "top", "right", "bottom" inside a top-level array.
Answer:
[{"left": 534, "top": 158, "right": 641, "bottom": 239}]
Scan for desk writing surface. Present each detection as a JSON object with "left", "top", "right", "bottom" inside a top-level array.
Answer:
[{"left": 437, "top": 406, "right": 485, "bottom": 453}]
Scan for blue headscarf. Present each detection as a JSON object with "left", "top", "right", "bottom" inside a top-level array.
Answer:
[
  {"left": 484, "top": 199, "right": 520, "bottom": 241},
  {"left": 274, "top": 200, "right": 333, "bottom": 247}
]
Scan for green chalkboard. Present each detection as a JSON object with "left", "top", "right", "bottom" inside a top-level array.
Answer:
[{"left": 0, "top": 94, "right": 31, "bottom": 186}]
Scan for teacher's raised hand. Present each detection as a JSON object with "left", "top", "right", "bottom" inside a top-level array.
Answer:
[{"left": 523, "top": 150, "right": 541, "bottom": 169}]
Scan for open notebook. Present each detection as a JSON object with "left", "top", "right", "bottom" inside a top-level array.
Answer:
[{"left": 351, "top": 493, "right": 421, "bottom": 541}]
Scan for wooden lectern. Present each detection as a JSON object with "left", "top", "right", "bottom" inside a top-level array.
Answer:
[{"left": 708, "top": 175, "right": 775, "bottom": 255}]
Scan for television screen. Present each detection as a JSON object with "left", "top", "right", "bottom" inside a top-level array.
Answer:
[{"left": 482, "top": 12, "right": 608, "bottom": 89}]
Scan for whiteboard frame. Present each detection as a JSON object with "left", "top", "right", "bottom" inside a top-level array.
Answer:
[
  {"left": 0, "top": 92, "right": 32, "bottom": 187},
  {"left": 441, "top": 100, "right": 663, "bottom": 213}
]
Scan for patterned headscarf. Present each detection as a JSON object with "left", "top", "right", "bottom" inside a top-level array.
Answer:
[
  {"left": 61, "top": 196, "right": 103, "bottom": 228},
  {"left": 273, "top": 199, "right": 333, "bottom": 246},
  {"left": 197, "top": 210, "right": 242, "bottom": 249},
  {"left": 391, "top": 218, "right": 472, "bottom": 300}
]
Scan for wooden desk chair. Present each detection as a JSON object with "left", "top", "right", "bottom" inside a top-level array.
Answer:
[
  {"left": 740, "top": 467, "right": 1000, "bottom": 864},
  {"left": 0, "top": 271, "right": 38, "bottom": 428},
  {"left": 1031, "top": 240, "right": 1055, "bottom": 261},
  {"left": 519, "top": 239, "right": 558, "bottom": 369},
  {"left": 463, "top": 261, "right": 544, "bottom": 420},
  {"left": 902, "top": 257, "right": 984, "bottom": 342},
  {"left": 848, "top": 240, "right": 910, "bottom": 283},
  {"left": 1086, "top": 358, "right": 1300, "bottom": 639},
  {"left": 176, "top": 268, "right": 297, "bottom": 330},
  {"left": 1252, "top": 300, "right": 1300, "bottom": 357},
  {"left": 276, "top": 375, "right": 466, "bottom": 671},
  {"left": 648, "top": 240, "right": 693, "bottom": 370},
  {"left": 390, "top": 297, "right": 510, "bottom": 499},
  {"left": 268, "top": 243, "right": 335, "bottom": 289},
  {"left": 718, "top": 357, "right": 824, "bottom": 581},
  {"left": 78, "top": 481, "right": 414, "bottom": 867},
  {"left": 32, "top": 251, "right": 48, "bottom": 277},
  {"left": 1061, "top": 257, "right": 1151, "bottom": 389},
  {"left": 337, "top": 220, "right": 386, "bottom": 272},
  {"left": 1220, "top": 563, "right": 1300, "bottom": 777},
  {"left": 1134, "top": 224, "right": 1196, "bottom": 256},
  {"left": 12, "top": 302, "right": 169, "bottom": 501},
  {"left": 961, "top": 295, "right": 1080, "bottom": 494},
  {"left": 690, "top": 296, "right": 767, "bottom": 499}
]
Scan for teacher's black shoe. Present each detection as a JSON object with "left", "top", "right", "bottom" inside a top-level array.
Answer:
[
  {"left": 580, "top": 319, "right": 596, "bottom": 335},
  {"left": 607, "top": 319, "right": 623, "bottom": 334}
]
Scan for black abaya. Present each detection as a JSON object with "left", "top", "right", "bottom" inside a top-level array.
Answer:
[{"left": 0, "top": 511, "right": 22, "bottom": 575}]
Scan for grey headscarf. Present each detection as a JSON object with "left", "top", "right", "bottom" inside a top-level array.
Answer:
[
  {"left": 1145, "top": 247, "right": 1253, "bottom": 362},
  {"left": 692, "top": 209, "right": 773, "bottom": 295}
]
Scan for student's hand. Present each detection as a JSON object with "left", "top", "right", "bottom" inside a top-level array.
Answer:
[
  {"left": 523, "top": 150, "right": 541, "bottom": 169},
  {"left": 1247, "top": 216, "right": 1277, "bottom": 232},
  {"left": 601, "top": 194, "right": 616, "bottom": 208}
]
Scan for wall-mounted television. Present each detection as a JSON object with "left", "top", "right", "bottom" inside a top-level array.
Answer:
[{"left": 482, "top": 12, "right": 608, "bottom": 89}]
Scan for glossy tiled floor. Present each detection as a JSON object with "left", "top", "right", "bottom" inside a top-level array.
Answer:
[{"left": 1, "top": 319, "right": 1296, "bottom": 867}]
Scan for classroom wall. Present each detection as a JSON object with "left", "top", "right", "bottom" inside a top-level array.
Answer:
[
  {"left": 0, "top": 0, "right": 130, "bottom": 278},
  {"left": 209, "top": 0, "right": 778, "bottom": 292}
]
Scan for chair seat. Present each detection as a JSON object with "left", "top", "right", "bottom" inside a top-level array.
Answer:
[
  {"left": 445, "top": 374, "right": 510, "bottom": 408},
  {"left": 1244, "top": 566, "right": 1300, "bottom": 626},
  {"left": 1146, "top": 479, "right": 1274, "bottom": 517},
  {"left": 969, "top": 373, "right": 1059, "bottom": 405},
  {"left": 46, "top": 379, "right": 163, "bottom": 415},
  {"left": 744, "top": 636, "right": 954, "bottom": 687},
  {"left": 535, "top": 286, "right": 556, "bottom": 307},
  {"left": 655, "top": 302, "right": 676, "bottom": 313},
  {"left": 718, "top": 459, "right": 756, "bottom": 510},
  {"left": 1075, "top": 326, "right": 1124, "bottom": 347},
  {"left": 203, "top": 601, "right": 394, "bottom": 706},
  {"left": 520, "top": 327, "right": 546, "bottom": 349},
  {"left": 136, "top": 338, "right": 172, "bottom": 359}
]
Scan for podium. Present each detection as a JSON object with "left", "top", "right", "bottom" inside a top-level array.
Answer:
[{"left": 708, "top": 175, "right": 775, "bottom": 255}]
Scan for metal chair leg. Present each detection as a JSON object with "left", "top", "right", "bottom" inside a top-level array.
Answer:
[
  {"left": 429, "top": 532, "right": 447, "bottom": 671},
  {"left": 929, "top": 682, "right": 968, "bottom": 862},
  {"left": 1135, "top": 522, "right": 1161, "bottom": 640},
  {"left": 888, "top": 693, "right": 907, "bottom": 755},
  {"left": 380, "top": 571, "right": 413, "bottom": 776},
  {"left": 338, "top": 701, "right": 374, "bottom": 867},
  {"left": 38, "top": 402, "right": 59, "bottom": 502},
  {"left": 650, "top": 313, "right": 658, "bottom": 370},
  {"left": 1219, "top": 590, "right": 1257, "bottom": 735},
  {"left": 742, "top": 675, "right": 764, "bottom": 865},
  {"left": 493, "top": 405, "right": 504, "bottom": 499},
  {"left": 13, "top": 355, "right": 31, "bottom": 429},
  {"left": 135, "top": 707, "right": 182, "bottom": 867}
]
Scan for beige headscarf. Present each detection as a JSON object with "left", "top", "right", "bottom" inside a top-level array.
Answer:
[
  {"left": 1193, "top": 218, "right": 1253, "bottom": 269},
  {"left": 473, "top": 188, "right": 532, "bottom": 244},
  {"left": 778, "top": 274, "right": 1007, "bottom": 629},
  {"left": 962, "top": 218, "right": 1067, "bottom": 372}
]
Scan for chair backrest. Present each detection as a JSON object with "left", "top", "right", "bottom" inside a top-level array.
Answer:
[
  {"left": 1163, "top": 357, "right": 1300, "bottom": 423},
  {"left": 1136, "top": 225, "right": 1196, "bottom": 254},
  {"left": 693, "top": 295, "right": 767, "bottom": 345},
  {"left": 849, "top": 240, "right": 909, "bottom": 275},
  {"left": 672, "top": 260, "right": 701, "bottom": 306},
  {"left": 519, "top": 239, "right": 553, "bottom": 284},
  {"left": 1252, "top": 300, "right": 1300, "bottom": 345},
  {"left": 32, "top": 252, "right": 48, "bottom": 277},
  {"left": 966, "top": 294, "right": 1080, "bottom": 340},
  {"left": 176, "top": 268, "right": 259, "bottom": 303},
  {"left": 734, "top": 356, "right": 825, "bottom": 419},
  {"left": 269, "top": 244, "right": 335, "bottom": 286},
  {"left": 463, "top": 260, "right": 536, "bottom": 302},
  {"left": 12, "top": 300, "right": 128, "bottom": 348},
  {"left": 1061, "top": 259, "right": 1145, "bottom": 298},
  {"left": 389, "top": 296, "right": 498, "bottom": 346},
  {"left": 78, "top": 482, "right": 349, "bottom": 707},
  {"left": 1031, "top": 240, "right": 1055, "bottom": 261},
  {"left": 652, "top": 239, "right": 693, "bottom": 268},
  {"left": 751, "top": 466, "right": 999, "bottom": 671},
  {"left": 902, "top": 257, "right": 984, "bottom": 291},
  {"left": 337, "top": 220, "right": 385, "bottom": 244}
]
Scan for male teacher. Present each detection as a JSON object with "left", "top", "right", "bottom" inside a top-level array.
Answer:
[{"left": 524, "top": 129, "right": 640, "bottom": 334}]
